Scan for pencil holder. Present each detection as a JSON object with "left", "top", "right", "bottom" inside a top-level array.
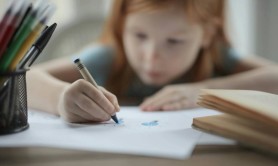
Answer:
[{"left": 0, "top": 70, "right": 29, "bottom": 134}]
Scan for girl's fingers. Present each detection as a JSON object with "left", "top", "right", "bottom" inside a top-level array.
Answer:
[
  {"left": 161, "top": 98, "right": 197, "bottom": 111},
  {"left": 69, "top": 104, "right": 97, "bottom": 122},
  {"left": 141, "top": 91, "right": 192, "bottom": 111},
  {"left": 148, "top": 93, "right": 185, "bottom": 109},
  {"left": 141, "top": 90, "right": 176, "bottom": 110},
  {"left": 62, "top": 80, "right": 118, "bottom": 123},
  {"left": 146, "top": 87, "right": 178, "bottom": 103},
  {"left": 66, "top": 115, "right": 84, "bottom": 123},
  {"left": 161, "top": 100, "right": 190, "bottom": 111},
  {"left": 100, "top": 87, "right": 120, "bottom": 112},
  {"left": 141, "top": 91, "right": 168, "bottom": 107},
  {"left": 75, "top": 93, "right": 110, "bottom": 121},
  {"left": 75, "top": 80, "right": 116, "bottom": 116},
  {"left": 62, "top": 105, "right": 87, "bottom": 123},
  {"left": 139, "top": 84, "right": 200, "bottom": 112}
]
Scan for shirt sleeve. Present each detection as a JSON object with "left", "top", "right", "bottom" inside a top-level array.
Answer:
[
  {"left": 221, "top": 46, "right": 241, "bottom": 74},
  {"left": 72, "top": 45, "right": 115, "bottom": 86}
]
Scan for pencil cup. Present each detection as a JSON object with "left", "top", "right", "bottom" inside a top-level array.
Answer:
[{"left": 0, "top": 70, "right": 29, "bottom": 134}]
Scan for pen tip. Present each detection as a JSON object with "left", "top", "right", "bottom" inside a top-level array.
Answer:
[
  {"left": 48, "top": 23, "right": 57, "bottom": 31},
  {"left": 35, "top": 22, "right": 57, "bottom": 52},
  {"left": 111, "top": 115, "right": 119, "bottom": 124}
]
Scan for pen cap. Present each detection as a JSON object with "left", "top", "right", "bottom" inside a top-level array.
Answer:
[
  {"left": 74, "top": 58, "right": 99, "bottom": 88},
  {"left": 34, "top": 22, "right": 56, "bottom": 52}
]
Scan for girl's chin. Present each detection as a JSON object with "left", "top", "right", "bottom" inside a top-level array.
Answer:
[{"left": 140, "top": 76, "right": 168, "bottom": 86}]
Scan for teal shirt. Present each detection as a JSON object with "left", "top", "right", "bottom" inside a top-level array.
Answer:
[
  {"left": 75, "top": 44, "right": 240, "bottom": 101},
  {"left": 75, "top": 45, "right": 115, "bottom": 86}
]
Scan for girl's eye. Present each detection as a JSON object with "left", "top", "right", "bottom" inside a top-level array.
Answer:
[
  {"left": 135, "top": 33, "right": 147, "bottom": 40},
  {"left": 167, "top": 39, "right": 184, "bottom": 45}
]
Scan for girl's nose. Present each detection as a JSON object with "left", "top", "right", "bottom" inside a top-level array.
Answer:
[
  {"left": 143, "top": 43, "right": 160, "bottom": 64},
  {"left": 142, "top": 43, "right": 162, "bottom": 71}
]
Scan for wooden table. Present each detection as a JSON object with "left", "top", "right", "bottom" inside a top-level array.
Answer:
[{"left": 1, "top": 145, "right": 277, "bottom": 166}]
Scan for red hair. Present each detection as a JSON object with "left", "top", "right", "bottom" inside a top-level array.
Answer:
[{"left": 100, "top": 0, "right": 230, "bottom": 97}]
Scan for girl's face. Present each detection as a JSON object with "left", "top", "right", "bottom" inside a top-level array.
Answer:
[{"left": 123, "top": 7, "right": 205, "bottom": 86}]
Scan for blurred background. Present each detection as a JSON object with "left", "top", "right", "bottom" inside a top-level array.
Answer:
[{"left": 0, "top": 0, "right": 278, "bottom": 63}]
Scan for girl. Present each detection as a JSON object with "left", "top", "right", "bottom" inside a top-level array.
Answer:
[{"left": 27, "top": 0, "right": 278, "bottom": 122}]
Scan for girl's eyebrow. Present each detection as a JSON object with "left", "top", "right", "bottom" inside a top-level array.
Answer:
[
  {"left": 127, "top": 24, "right": 193, "bottom": 37},
  {"left": 127, "top": 25, "right": 145, "bottom": 31},
  {"left": 170, "top": 29, "right": 192, "bottom": 36}
]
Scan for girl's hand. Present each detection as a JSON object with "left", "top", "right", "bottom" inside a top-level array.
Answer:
[
  {"left": 140, "top": 83, "right": 204, "bottom": 111},
  {"left": 58, "top": 79, "right": 119, "bottom": 123}
]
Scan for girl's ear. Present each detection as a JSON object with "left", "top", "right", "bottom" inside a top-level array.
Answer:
[{"left": 201, "top": 20, "right": 219, "bottom": 48}]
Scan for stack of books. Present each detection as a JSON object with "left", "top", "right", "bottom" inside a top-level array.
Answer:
[{"left": 193, "top": 89, "right": 278, "bottom": 156}]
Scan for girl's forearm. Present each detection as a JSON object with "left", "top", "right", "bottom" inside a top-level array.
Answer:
[
  {"left": 202, "top": 66, "right": 278, "bottom": 93},
  {"left": 26, "top": 69, "right": 69, "bottom": 115}
]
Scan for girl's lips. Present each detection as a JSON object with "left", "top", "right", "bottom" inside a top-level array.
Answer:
[{"left": 146, "top": 71, "right": 162, "bottom": 78}]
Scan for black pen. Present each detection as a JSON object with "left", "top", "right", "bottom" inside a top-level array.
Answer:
[
  {"left": 17, "top": 23, "right": 57, "bottom": 69},
  {"left": 74, "top": 58, "right": 119, "bottom": 123}
]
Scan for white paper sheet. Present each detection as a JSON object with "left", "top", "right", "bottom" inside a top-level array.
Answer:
[
  {"left": 0, "top": 107, "right": 220, "bottom": 159},
  {"left": 197, "top": 133, "right": 235, "bottom": 145}
]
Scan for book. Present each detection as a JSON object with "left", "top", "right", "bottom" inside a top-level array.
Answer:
[{"left": 193, "top": 89, "right": 278, "bottom": 155}]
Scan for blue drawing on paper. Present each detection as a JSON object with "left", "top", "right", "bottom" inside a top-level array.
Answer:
[
  {"left": 117, "top": 118, "right": 124, "bottom": 125},
  {"left": 141, "top": 120, "right": 159, "bottom": 126}
]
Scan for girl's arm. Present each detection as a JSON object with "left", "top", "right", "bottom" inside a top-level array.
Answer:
[
  {"left": 140, "top": 56, "right": 278, "bottom": 111},
  {"left": 26, "top": 58, "right": 80, "bottom": 115},
  {"left": 205, "top": 56, "right": 278, "bottom": 92},
  {"left": 205, "top": 65, "right": 278, "bottom": 93}
]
